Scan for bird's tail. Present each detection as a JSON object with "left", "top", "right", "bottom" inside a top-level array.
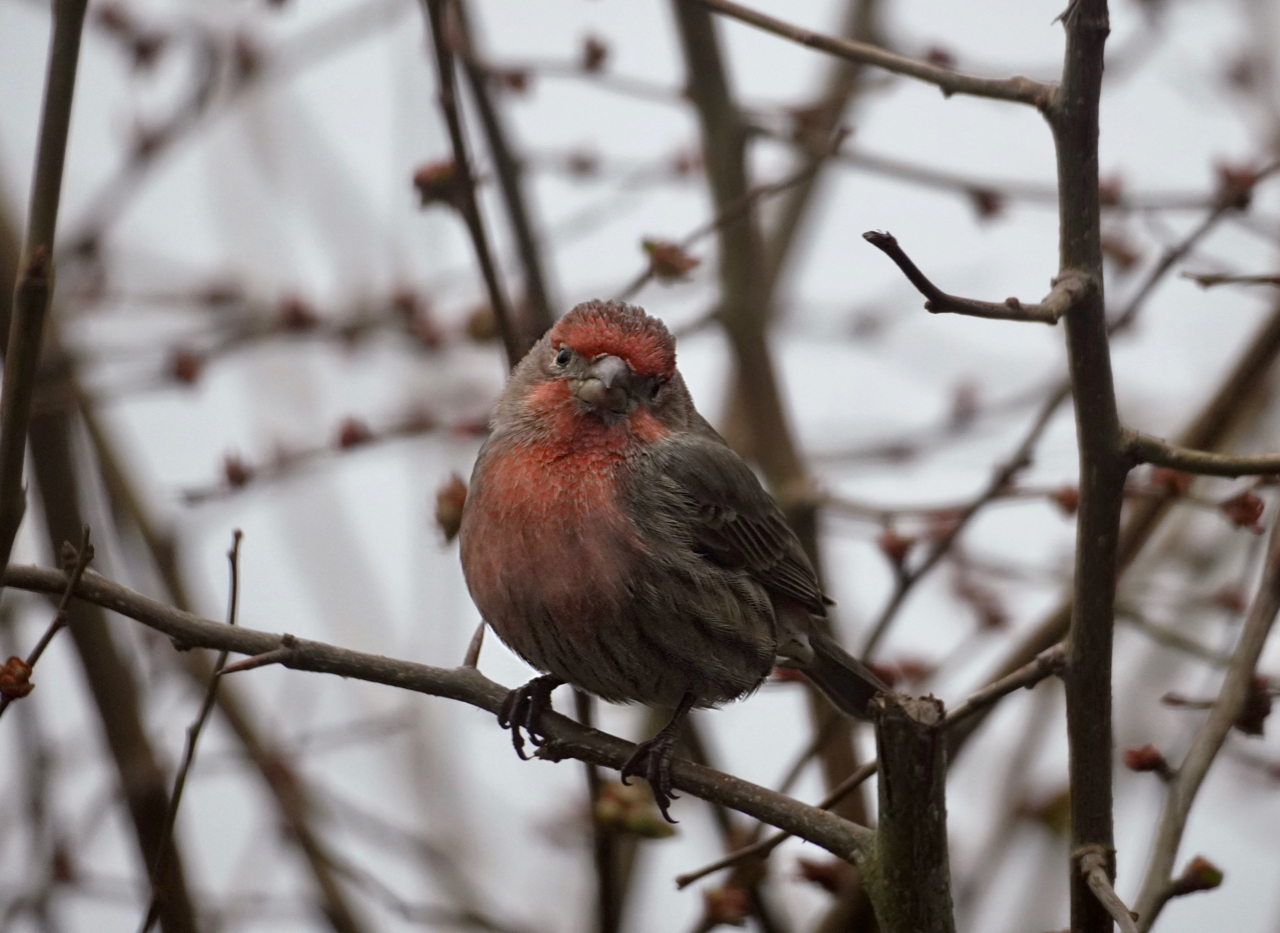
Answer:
[{"left": 803, "top": 630, "right": 888, "bottom": 720}]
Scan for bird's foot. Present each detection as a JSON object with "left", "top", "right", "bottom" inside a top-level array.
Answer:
[
  {"left": 498, "top": 675, "right": 563, "bottom": 760},
  {"left": 620, "top": 730, "right": 681, "bottom": 823}
]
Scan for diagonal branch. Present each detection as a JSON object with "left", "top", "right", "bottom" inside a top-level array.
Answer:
[
  {"left": 451, "top": 0, "right": 556, "bottom": 341},
  {"left": 419, "top": 0, "right": 521, "bottom": 369},
  {"left": 695, "top": 0, "right": 1056, "bottom": 109},
  {"left": 863, "top": 230, "right": 1089, "bottom": 325},
  {"left": 1131, "top": 519, "right": 1280, "bottom": 930},
  {"left": 0, "top": 563, "right": 876, "bottom": 865},
  {"left": 1079, "top": 847, "right": 1139, "bottom": 933},
  {"left": 1124, "top": 430, "right": 1280, "bottom": 477}
]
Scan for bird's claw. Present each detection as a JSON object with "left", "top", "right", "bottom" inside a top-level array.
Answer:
[
  {"left": 498, "top": 675, "right": 562, "bottom": 760},
  {"left": 620, "top": 732, "right": 681, "bottom": 823}
]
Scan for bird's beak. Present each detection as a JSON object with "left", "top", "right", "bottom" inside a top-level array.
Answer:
[{"left": 571, "top": 355, "right": 634, "bottom": 413}]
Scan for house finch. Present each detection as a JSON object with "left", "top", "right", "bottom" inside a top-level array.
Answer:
[{"left": 460, "top": 300, "right": 886, "bottom": 819}]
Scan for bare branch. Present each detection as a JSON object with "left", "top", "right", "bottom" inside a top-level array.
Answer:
[
  {"left": 1184, "top": 271, "right": 1280, "bottom": 289},
  {"left": 1132, "top": 520, "right": 1280, "bottom": 930},
  {"left": 1078, "top": 846, "right": 1138, "bottom": 933},
  {"left": 1125, "top": 430, "right": 1280, "bottom": 477},
  {"left": 675, "top": 644, "right": 1065, "bottom": 889},
  {"left": 1052, "top": 3, "right": 1126, "bottom": 931},
  {"left": 0, "top": 526, "right": 93, "bottom": 720},
  {"left": 419, "top": 0, "right": 521, "bottom": 368},
  {"left": 695, "top": 0, "right": 1055, "bottom": 109},
  {"left": 0, "top": 0, "right": 90, "bottom": 578},
  {"left": 451, "top": 0, "right": 556, "bottom": 339},
  {"left": 140, "top": 530, "right": 244, "bottom": 933},
  {"left": 863, "top": 230, "right": 1089, "bottom": 325},
  {"left": 0, "top": 563, "right": 874, "bottom": 864}
]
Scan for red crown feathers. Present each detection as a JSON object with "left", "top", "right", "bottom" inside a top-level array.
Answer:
[{"left": 549, "top": 301, "right": 677, "bottom": 380}]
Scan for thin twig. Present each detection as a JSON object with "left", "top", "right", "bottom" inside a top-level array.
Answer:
[
  {"left": 462, "top": 622, "right": 485, "bottom": 667},
  {"left": 420, "top": 0, "right": 521, "bottom": 369},
  {"left": 1125, "top": 430, "right": 1280, "bottom": 477},
  {"left": 864, "top": 230, "right": 1089, "bottom": 324},
  {"left": 695, "top": 0, "right": 1056, "bottom": 109},
  {"left": 0, "top": 525, "right": 93, "bottom": 720},
  {"left": 861, "top": 387, "right": 1065, "bottom": 657},
  {"left": 1184, "top": 271, "right": 1280, "bottom": 288},
  {"left": 1131, "top": 518, "right": 1280, "bottom": 930},
  {"left": 0, "top": 0, "right": 90, "bottom": 579},
  {"left": 451, "top": 0, "right": 555, "bottom": 341},
  {"left": 139, "top": 530, "right": 243, "bottom": 933},
  {"left": 612, "top": 158, "right": 830, "bottom": 302},
  {"left": 1079, "top": 846, "right": 1139, "bottom": 933}
]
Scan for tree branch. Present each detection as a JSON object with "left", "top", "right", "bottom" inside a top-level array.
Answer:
[
  {"left": 674, "top": 644, "right": 1065, "bottom": 889},
  {"left": 452, "top": 0, "right": 556, "bottom": 342},
  {"left": 863, "top": 230, "right": 1087, "bottom": 324},
  {"left": 1051, "top": 4, "right": 1123, "bottom": 932},
  {"left": 694, "top": 0, "right": 1056, "bottom": 109},
  {"left": 0, "top": 0, "right": 90, "bottom": 578},
  {"left": 1078, "top": 846, "right": 1139, "bottom": 933},
  {"left": 1124, "top": 430, "right": 1280, "bottom": 477},
  {"left": 865, "top": 696, "right": 955, "bottom": 933},
  {"left": 0, "top": 563, "right": 875, "bottom": 864},
  {"left": 420, "top": 0, "right": 521, "bottom": 369},
  {"left": 1131, "top": 519, "right": 1280, "bottom": 930}
]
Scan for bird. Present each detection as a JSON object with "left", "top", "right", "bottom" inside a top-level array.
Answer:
[{"left": 459, "top": 299, "right": 887, "bottom": 820}]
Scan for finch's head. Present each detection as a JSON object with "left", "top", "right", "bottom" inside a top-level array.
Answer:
[{"left": 496, "top": 301, "right": 694, "bottom": 434}]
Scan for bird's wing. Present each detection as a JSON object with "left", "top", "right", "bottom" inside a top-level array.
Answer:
[{"left": 637, "top": 432, "right": 830, "bottom": 615}]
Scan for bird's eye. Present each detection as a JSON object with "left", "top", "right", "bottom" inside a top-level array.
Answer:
[
  {"left": 554, "top": 347, "right": 572, "bottom": 367},
  {"left": 648, "top": 380, "right": 664, "bottom": 399}
]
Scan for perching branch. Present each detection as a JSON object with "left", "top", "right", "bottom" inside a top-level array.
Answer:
[
  {"left": 0, "top": 563, "right": 875, "bottom": 865},
  {"left": 0, "top": 0, "right": 90, "bottom": 578},
  {"left": 1124, "top": 430, "right": 1280, "bottom": 477},
  {"left": 863, "top": 231, "right": 1089, "bottom": 325},
  {"left": 694, "top": 0, "right": 1056, "bottom": 109},
  {"left": 1131, "top": 519, "right": 1280, "bottom": 931}
]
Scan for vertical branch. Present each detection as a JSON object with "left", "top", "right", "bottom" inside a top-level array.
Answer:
[
  {"left": 140, "top": 531, "right": 243, "bottom": 933},
  {"left": 0, "top": 0, "right": 89, "bottom": 577},
  {"left": 864, "top": 695, "right": 955, "bottom": 933},
  {"left": 420, "top": 0, "right": 522, "bottom": 369},
  {"left": 574, "top": 689, "right": 625, "bottom": 933},
  {"left": 452, "top": 0, "right": 557, "bottom": 341},
  {"left": 1050, "top": 3, "right": 1123, "bottom": 932}
]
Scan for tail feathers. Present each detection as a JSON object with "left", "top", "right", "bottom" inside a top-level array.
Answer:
[{"left": 804, "top": 632, "right": 889, "bottom": 720}]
